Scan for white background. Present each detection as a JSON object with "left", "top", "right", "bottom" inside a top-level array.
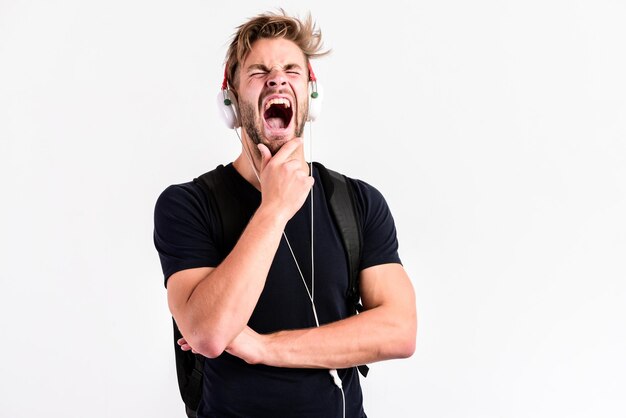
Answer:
[{"left": 1, "top": 1, "right": 625, "bottom": 417}]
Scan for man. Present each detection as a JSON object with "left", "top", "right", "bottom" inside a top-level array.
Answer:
[{"left": 154, "top": 10, "right": 417, "bottom": 418}]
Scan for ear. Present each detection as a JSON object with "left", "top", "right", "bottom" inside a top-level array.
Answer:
[
  {"left": 217, "top": 89, "right": 240, "bottom": 129},
  {"left": 307, "top": 80, "right": 323, "bottom": 122}
]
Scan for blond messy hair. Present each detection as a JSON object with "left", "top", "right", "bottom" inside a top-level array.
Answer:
[{"left": 225, "top": 10, "right": 329, "bottom": 89}]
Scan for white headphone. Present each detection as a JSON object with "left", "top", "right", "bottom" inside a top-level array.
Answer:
[{"left": 217, "top": 63, "right": 323, "bottom": 129}]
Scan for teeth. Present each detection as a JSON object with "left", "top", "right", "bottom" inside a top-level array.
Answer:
[{"left": 264, "top": 97, "right": 291, "bottom": 110}]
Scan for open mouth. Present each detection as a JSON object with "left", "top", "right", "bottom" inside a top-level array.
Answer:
[{"left": 263, "top": 97, "right": 293, "bottom": 130}]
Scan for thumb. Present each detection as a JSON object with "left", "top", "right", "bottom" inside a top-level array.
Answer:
[{"left": 258, "top": 143, "right": 271, "bottom": 172}]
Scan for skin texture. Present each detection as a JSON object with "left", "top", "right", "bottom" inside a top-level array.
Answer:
[
  {"left": 236, "top": 38, "right": 309, "bottom": 158},
  {"left": 168, "top": 37, "right": 417, "bottom": 369}
]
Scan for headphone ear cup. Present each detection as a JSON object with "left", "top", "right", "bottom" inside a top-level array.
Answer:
[
  {"left": 307, "top": 81, "right": 323, "bottom": 122},
  {"left": 216, "top": 89, "right": 240, "bottom": 129}
]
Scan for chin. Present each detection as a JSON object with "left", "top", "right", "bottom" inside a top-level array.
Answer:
[{"left": 262, "top": 135, "right": 293, "bottom": 155}]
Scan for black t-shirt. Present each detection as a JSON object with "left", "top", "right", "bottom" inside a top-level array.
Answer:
[{"left": 154, "top": 163, "right": 401, "bottom": 418}]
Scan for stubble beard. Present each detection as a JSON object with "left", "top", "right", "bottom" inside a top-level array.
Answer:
[{"left": 239, "top": 100, "right": 308, "bottom": 156}]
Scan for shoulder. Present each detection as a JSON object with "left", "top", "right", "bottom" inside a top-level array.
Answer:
[
  {"left": 346, "top": 177, "right": 386, "bottom": 206},
  {"left": 315, "top": 163, "right": 394, "bottom": 228},
  {"left": 155, "top": 163, "right": 234, "bottom": 218},
  {"left": 157, "top": 181, "right": 203, "bottom": 204},
  {"left": 153, "top": 177, "right": 224, "bottom": 284},
  {"left": 153, "top": 164, "right": 234, "bottom": 231},
  {"left": 155, "top": 181, "right": 208, "bottom": 220},
  {"left": 339, "top": 172, "right": 391, "bottom": 222},
  {"left": 314, "top": 163, "right": 388, "bottom": 209},
  {"left": 327, "top": 168, "right": 401, "bottom": 268}
]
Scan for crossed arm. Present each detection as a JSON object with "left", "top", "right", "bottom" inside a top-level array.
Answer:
[
  {"left": 222, "top": 262, "right": 417, "bottom": 369},
  {"left": 167, "top": 139, "right": 417, "bottom": 368},
  {"left": 170, "top": 259, "right": 416, "bottom": 369}
]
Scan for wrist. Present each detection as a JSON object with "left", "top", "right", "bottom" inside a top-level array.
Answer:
[
  {"left": 255, "top": 203, "right": 290, "bottom": 229},
  {"left": 261, "top": 332, "right": 281, "bottom": 367}
]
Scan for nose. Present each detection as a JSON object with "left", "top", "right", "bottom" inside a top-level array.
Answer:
[{"left": 266, "top": 69, "right": 287, "bottom": 88}]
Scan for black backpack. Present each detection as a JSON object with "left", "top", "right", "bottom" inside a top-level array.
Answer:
[{"left": 173, "top": 162, "right": 367, "bottom": 417}]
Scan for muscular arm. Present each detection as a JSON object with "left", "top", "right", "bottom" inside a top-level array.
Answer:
[
  {"left": 225, "top": 262, "right": 417, "bottom": 369},
  {"left": 167, "top": 208, "right": 285, "bottom": 358},
  {"left": 167, "top": 139, "right": 313, "bottom": 358}
]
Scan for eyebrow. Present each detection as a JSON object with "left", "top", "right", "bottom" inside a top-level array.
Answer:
[{"left": 246, "top": 63, "right": 303, "bottom": 73}]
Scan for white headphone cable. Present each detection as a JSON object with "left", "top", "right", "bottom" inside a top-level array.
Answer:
[
  {"left": 235, "top": 124, "right": 345, "bottom": 418},
  {"left": 308, "top": 121, "right": 315, "bottom": 303},
  {"left": 235, "top": 128, "right": 320, "bottom": 326},
  {"left": 308, "top": 121, "right": 346, "bottom": 418}
]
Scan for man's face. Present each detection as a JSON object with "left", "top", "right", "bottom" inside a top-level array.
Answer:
[{"left": 235, "top": 38, "right": 309, "bottom": 155}]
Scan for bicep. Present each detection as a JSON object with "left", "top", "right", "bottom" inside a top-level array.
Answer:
[
  {"left": 359, "top": 263, "right": 417, "bottom": 359},
  {"left": 359, "top": 263, "right": 415, "bottom": 313}
]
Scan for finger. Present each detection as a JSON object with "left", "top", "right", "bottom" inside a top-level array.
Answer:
[
  {"left": 283, "top": 158, "right": 306, "bottom": 172},
  {"left": 270, "top": 137, "right": 303, "bottom": 164},
  {"left": 258, "top": 143, "right": 272, "bottom": 172},
  {"left": 177, "top": 338, "right": 186, "bottom": 346},
  {"left": 283, "top": 158, "right": 314, "bottom": 178}
]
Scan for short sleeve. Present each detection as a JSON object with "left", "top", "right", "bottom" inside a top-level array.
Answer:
[
  {"left": 350, "top": 179, "right": 402, "bottom": 271},
  {"left": 153, "top": 182, "right": 222, "bottom": 287}
]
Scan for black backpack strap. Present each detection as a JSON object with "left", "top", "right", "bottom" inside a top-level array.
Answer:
[
  {"left": 314, "top": 162, "right": 369, "bottom": 377},
  {"left": 195, "top": 165, "right": 249, "bottom": 255},
  {"left": 314, "top": 162, "right": 362, "bottom": 313}
]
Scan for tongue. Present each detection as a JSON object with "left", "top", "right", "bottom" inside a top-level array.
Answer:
[{"left": 266, "top": 117, "right": 286, "bottom": 129}]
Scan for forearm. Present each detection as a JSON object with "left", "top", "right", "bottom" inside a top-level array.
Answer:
[
  {"left": 175, "top": 205, "right": 286, "bottom": 357},
  {"left": 261, "top": 305, "right": 417, "bottom": 370},
  {"left": 222, "top": 264, "right": 417, "bottom": 369},
  {"left": 170, "top": 139, "right": 314, "bottom": 358}
]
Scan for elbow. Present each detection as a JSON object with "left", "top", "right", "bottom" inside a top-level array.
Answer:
[
  {"left": 188, "top": 333, "right": 229, "bottom": 359},
  {"left": 381, "top": 333, "right": 415, "bottom": 360},
  {"left": 174, "top": 309, "right": 236, "bottom": 359},
  {"left": 196, "top": 340, "right": 227, "bottom": 359},
  {"left": 390, "top": 316, "right": 417, "bottom": 359},
  {"left": 178, "top": 317, "right": 231, "bottom": 359},
  {"left": 396, "top": 334, "right": 416, "bottom": 358},
  {"left": 400, "top": 316, "right": 418, "bottom": 358}
]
